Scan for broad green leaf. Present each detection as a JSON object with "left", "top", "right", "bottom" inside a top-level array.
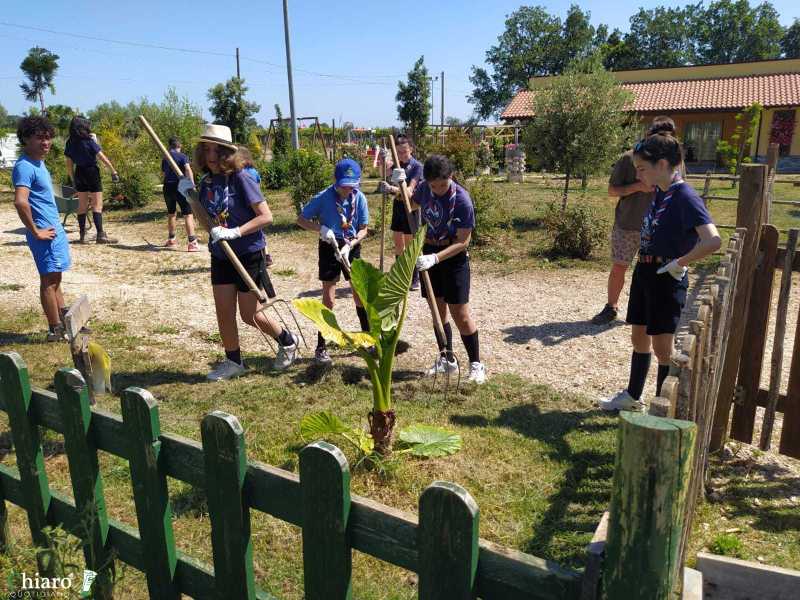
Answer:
[
  {"left": 373, "top": 226, "right": 426, "bottom": 331},
  {"left": 300, "top": 411, "right": 351, "bottom": 441},
  {"left": 292, "top": 298, "right": 376, "bottom": 349},
  {"left": 349, "top": 259, "right": 386, "bottom": 335},
  {"left": 398, "top": 423, "right": 462, "bottom": 458},
  {"left": 355, "top": 428, "right": 375, "bottom": 454}
]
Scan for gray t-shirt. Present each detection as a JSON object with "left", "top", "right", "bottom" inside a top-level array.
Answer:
[{"left": 609, "top": 151, "right": 653, "bottom": 231}]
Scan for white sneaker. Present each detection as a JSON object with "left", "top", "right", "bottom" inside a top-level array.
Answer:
[
  {"left": 207, "top": 359, "right": 245, "bottom": 381},
  {"left": 467, "top": 361, "right": 487, "bottom": 385},
  {"left": 314, "top": 347, "right": 333, "bottom": 365},
  {"left": 599, "top": 390, "right": 645, "bottom": 412},
  {"left": 426, "top": 356, "right": 459, "bottom": 376},
  {"left": 273, "top": 333, "right": 299, "bottom": 371}
]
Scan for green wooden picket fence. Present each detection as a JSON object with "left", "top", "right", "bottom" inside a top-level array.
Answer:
[{"left": 0, "top": 352, "right": 585, "bottom": 600}]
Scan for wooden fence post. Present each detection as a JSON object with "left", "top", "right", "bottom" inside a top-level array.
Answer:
[
  {"left": 121, "top": 387, "right": 180, "bottom": 600},
  {"left": 602, "top": 413, "right": 696, "bottom": 600},
  {"left": 779, "top": 298, "right": 800, "bottom": 458},
  {"left": 418, "top": 481, "right": 480, "bottom": 600},
  {"left": 201, "top": 411, "right": 257, "bottom": 600},
  {"left": 710, "top": 164, "right": 768, "bottom": 450},
  {"left": 0, "top": 353, "right": 52, "bottom": 550},
  {"left": 54, "top": 368, "right": 114, "bottom": 599},
  {"left": 300, "top": 441, "right": 352, "bottom": 600}
]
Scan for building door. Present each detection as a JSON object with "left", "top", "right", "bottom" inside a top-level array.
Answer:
[{"left": 684, "top": 121, "right": 722, "bottom": 162}]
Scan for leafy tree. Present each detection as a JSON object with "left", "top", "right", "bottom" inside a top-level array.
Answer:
[
  {"left": 0, "top": 103, "right": 7, "bottom": 131},
  {"left": 396, "top": 56, "right": 431, "bottom": 141},
  {"left": 782, "top": 18, "right": 800, "bottom": 58},
  {"left": 715, "top": 102, "right": 762, "bottom": 180},
  {"left": 600, "top": 29, "right": 639, "bottom": 70},
  {"left": 695, "top": 0, "right": 783, "bottom": 63},
  {"left": 522, "top": 58, "right": 635, "bottom": 208},
  {"left": 272, "top": 104, "right": 291, "bottom": 159},
  {"left": 619, "top": 6, "right": 699, "bottom": 68},
  {"left": 207, "top": 77, "right": 261, "bottom": 144},
  {"left": 468, "top": 5, "right": 604, "bottom": 119},
  {"left": 20, "top": 47, "right": 60, "bottom": 114},
  {"left": 44, "top": 104, "right": 78, "bottom": 138}
]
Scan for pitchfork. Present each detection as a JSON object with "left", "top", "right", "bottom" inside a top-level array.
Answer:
[
  {"left": 388, "top": 135, "right": 461, "bottom": 395},
  {"left": 138, "top": 115, "right": 308, "bottom": 355}
]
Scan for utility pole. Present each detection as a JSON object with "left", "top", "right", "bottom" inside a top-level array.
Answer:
[
  {"left": 440, "top": 71, "right": 444, "bottom": 144},
  {"left": 236, "top": 47, "right": 240, "bottom": 78},
  {"left": 282, "top": 0, "right": 300, "bottom": 150}
]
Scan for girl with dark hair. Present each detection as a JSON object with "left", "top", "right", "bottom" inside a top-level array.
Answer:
[
  {"left": 64, "top": 116, "right": 120, "bottom": 243},
  {"left": 600, "top": 134, "right": 721, "bottom": 411},
  {"left": 179, "top": 124, "right": 299, "bottom": 380},
  {"left": 392, "top": 154, "right": 486, "bottom": 384}
]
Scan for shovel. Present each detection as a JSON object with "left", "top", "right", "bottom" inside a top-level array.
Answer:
[{"left": 138, "top": 115, "right": 307, "bottom": 354}]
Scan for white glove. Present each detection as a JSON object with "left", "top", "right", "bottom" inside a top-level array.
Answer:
[
  {"left": 657, "top": 259, "right": 687, "bottom": 281},
  {"left": 340, "top": 243, "right": 351, "bottom": 263},
  {"left": 210, "top": 226, "right": 241, "bottom": 243},
  {"left": 378, "top": 181, "right": 397, "bottom": 194},
  {"left": 390, "top": 168, "right": 406, "bottom": 185},
  {"left": 177, "top": 177, "right": 195, "bottom": 199},
  {"left": 416, "top": 254, "right": 439, "bottom": 271},
  {"left": 319, "top": 225, "right": 337, "bottom": 246}
]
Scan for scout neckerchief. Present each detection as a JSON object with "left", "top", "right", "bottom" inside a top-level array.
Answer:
[
  {"left": 642, "top": 172, "right": 683, "bottom": 247},
  {"left": 203, "top": 173, "right": 232, "bottom": 226},
  {"left": 429, "top": 181, "right": 458, "bottom": 243},
  {"left": 335, "top": 187, "right": 357, "bottom": 241}
]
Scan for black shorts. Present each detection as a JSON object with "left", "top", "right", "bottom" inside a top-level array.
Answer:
[
  {"left": 163, "top": 182, "right": 192, "bottom": 216},
  {"left": 626, "top": 262, "right": 688, "bottom": 335},
  {"left": 210, "top": 250, "right": 268, "bottom": 293},
  {"left": 420, "top": 243, "right": 470, "bottom": 305},
  {"left": 390, "top": 200, "right": 421, "bottom": 235},
  {"left": 319, "top": 239, "right": 361, "bottom": 282},
  {"left": 74, "top": 164, "right": 102, "bottom": 193}
]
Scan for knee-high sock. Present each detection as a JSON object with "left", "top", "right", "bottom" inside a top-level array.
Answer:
[
  {"left": 460, "top": 330, "right": 480, "bottom": 364},
  {"left": 317, "top": 332, "right": 326, "bottom": 350},
  {"left": 438, "top": 323, "right": 454, "bottom": 361},
  {"left": 627, "top": 351, "right": 652, "bottom": 400},
  {"left": 656, "top": 364, "right": 671, "bottom": 397},
  {"left": 92, "top": 211, "right": 104, "bottom": 234},
  {"left": 356, "top": 306, "right": 370, "bottom": 332},
  {"left": 77, "top": 213, "right": 87, "bottom": 236}
]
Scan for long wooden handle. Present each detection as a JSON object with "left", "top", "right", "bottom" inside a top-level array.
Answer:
[
  {"left": 379, "top": 139, "right": 387, "bottom": 272},
  {"left": 137, "top": 115, "right": 267, "bottom": 303},
  {"left": 388, "top": 135, "right": 446, "bottom": 347}
]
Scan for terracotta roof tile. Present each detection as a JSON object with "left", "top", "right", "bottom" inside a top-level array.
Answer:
[{"left": 501, "top": 72, "right": 800, "bottom": 119}]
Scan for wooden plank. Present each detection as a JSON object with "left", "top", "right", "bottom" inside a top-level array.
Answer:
[
  {"left": 299, "top": 442, "right": 352, "bottom": 600},
  {"left": 580, "top": 511, "right": 608, "bottom": 600},
  {"left": 662, "top": 376, "right": 680, "bottom": 418},
  {"left": 200, "top": 411, "right": 257, "bottom": 600},
  {"left": 779, "top": 293, "right": 800, "bottom": 458},
  {"left": 696, "top": 552, "right": 800, "bottom": 600},
  {"left": 603, "top": 413, "right": 696, "bottom": 600},
  {"left": 63, "top": 294, "right": 91, "bottom": 342},
  {"left": 0, "top": 352, "right": 52, "bottom": 548},
  {"left": 418, "top": 481, "right": 479, "bottom": 600},
  {"left": 54, "top": 368, "right": 113, "bottom": 599},
  {"left": 711, "top": 165, "right": 768, "bottom": 451},
  {"left": 755, "top": 388, "right": 786, "bottom": 412},
  {"left": 682, "top": 567, "right": 703, "bottom": 600},
  {"left": 121, "top": 387, "right": 180, "bottom": 599},
  {"left": 762, "top": 229, "right": 797, "bottom": 450},
  {"left": 774, "top": 247, "right": 800, "bottom": 272},
  {"left": 730, "top": 225, "right": 779, "bottom": 442}
]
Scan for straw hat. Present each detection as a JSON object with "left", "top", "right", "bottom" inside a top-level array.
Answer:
[{"left": 198, "top": 124, "right": 238, "bottom": 151}]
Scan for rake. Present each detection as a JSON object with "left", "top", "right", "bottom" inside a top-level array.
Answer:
[
  {"left": 138, "top": 115, "right": 308, "bottom": 355},
  {"left": 388, "top": 135, "right": 461, "bottom": 395}
]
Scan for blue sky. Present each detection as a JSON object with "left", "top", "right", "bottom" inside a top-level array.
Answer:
[{"left": 1, "top": 1, "right": 797, "bottom": 127}]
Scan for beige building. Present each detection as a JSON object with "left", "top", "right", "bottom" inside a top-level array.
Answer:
[{"left": 502, "top": 58, "right": 800, "bottom": 172}]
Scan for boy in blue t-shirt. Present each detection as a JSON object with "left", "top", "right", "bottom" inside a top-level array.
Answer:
[
  {"left": 12, "top": 116, "right": 73, "bottom": 341},
  {"left": 297, "top": 158, "right": 370, "bottom": 365}
]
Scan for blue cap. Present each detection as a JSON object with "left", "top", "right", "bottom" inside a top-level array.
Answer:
[{"left": 335, "top": 158, "right": 361, "bottom": 187}]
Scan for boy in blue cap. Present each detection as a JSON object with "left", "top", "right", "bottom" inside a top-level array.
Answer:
[
  {"left": 12, "top": 116, "right": 73, "bottom": 341},
  {"left": 297, "top": 158, "right": 370, "bottom": 364}
]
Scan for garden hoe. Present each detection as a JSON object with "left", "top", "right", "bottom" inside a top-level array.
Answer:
[
  {"left": 138, "top": 115, "right": 308, "bottom": 355},
  {"left": 379, "top": 139, "right": 388, "bottom": 272},
  {"left": 388, "top": 135, "right": 461, "bottom": 396}
]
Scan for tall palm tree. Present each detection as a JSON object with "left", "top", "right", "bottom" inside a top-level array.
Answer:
[{"left": 20, "top": 47, "right": 60, "bottom": 115}]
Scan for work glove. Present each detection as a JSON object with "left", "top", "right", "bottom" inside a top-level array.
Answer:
[
  {"left": 657, "top": 259, "right": 687, "bottom": 281},
  {"left": 210, "top": 226, "right": 241, "bottom": 243},
  {"left": 390, "top": 168, "right": 406, "bottom": 185},
  {"left": 416, "top": 254, "right": 439, "bottom": 272},
  {"left": 111, "top": 172, "right": 120, "bottom": 183},
  {"left": 340, "top": 243, "right": 351, "bottom": 263},
  {"left": 177, "top": 177, "right": 195, "bottom": 199},
  {"left": 379, "top": 181, "right": 398, "bottom": 194},
  {"left": 319, "top": 225, "right": 337, "bottom": 246}
]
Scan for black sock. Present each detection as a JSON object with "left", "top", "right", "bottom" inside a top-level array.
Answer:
[
  {"left": 441, "top": 323, "right": 455, "bottom": 361},
  {"left": 356, "top": 306, "right": 370, "bottom": 332},
  {"left": 277, "top": 329, "right": 294, "bottom": 347},
  {"left": 225, "top": 348, "right": 242, "bottom": 366},
  {"left": 317, "top": 332, "right": 326, "bottom": 350},
  {"left": 168, "top": 232, "right": 176, "bottom": 240},
  {"left": 461, "top": 331, "right": 480, "bottom": 364},
  {"left": 77, "top": 213, "right": 87, "bottom": 235},
  {"left": 188, "top": 235, "right": 197, "bottom": 242},
  {"left": 92, "top": 211, "right": 103, "bottom": 234},
  {"left": 656, "top": 364, "right": 671, "bottom": 397},
  {"left": 627, "top": 352, "right": 652, "bottom": 400}
]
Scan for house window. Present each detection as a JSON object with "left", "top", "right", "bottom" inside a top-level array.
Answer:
[
  {"left": 770, "top": 110, "right": 796, "bottom": 156},
  {"left": 684, "top": 121, "right": 722, "bottom": 162}
]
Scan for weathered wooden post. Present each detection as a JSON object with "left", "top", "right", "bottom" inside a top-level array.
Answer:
[
  {"left": 710, "top": 164, "right": 768, "bottom": 451},
  {"left": 602, "top": 413, "right": 696, "bottom": 600}
]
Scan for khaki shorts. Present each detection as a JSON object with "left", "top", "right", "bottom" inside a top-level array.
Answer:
[{"left": 611, "top": 225, "right": 640, "bottom": 264}]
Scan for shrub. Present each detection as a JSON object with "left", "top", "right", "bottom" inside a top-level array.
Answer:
[
  {"left": 261, "top": 156, "right": 290, "bottom": 190},
  {"left": 288, "top": 149, "right": 333, "bottom": 215},
  {"left": 428, "top": 129, "right": 477, "bottom": 178},
  {"left": 44, "top": 138, "right": 70, "bottom": 186},
  {"left": 466, "top": 176, "right": 508, "bottom": 246},
  {"left": 0, "top": 168, "right": 11, "bottom": 189},
  {"left": 542, "top": 202, "right": 607, "bottom": 259},
  {"left": 107, "top": 170, "right": 153, "bottom": 209},
  {"left": 710, "top": 534, "right": 745, "bottom": 558}
]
